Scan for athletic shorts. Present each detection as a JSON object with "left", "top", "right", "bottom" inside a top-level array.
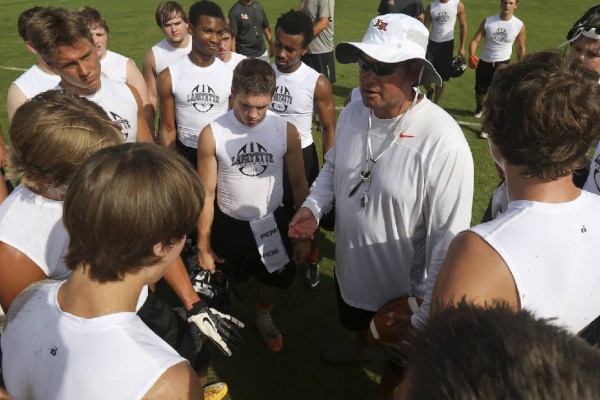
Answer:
[
  {"left": 475, "top": 59, "right": 509, "bottom": 95},
  {"left": 137, "top": 289, "right": 211, "bottom": 372},
  {"left": 302, "top": 52, "right": 336, "bottom": 84},
  {"left": 334, "top": 271, "right": 376, "bottom": 331},
  {"left": 211, "top": 205, "right": 296, "bottom": 289},
  {"left": 282, "top": 143, "right": 320, "bottom": 219},
  {"left": 426, "top": 39, "right": 454, "bottom": 82},
  {"left": 176, "top": 137, "right": 198, "bottom": 169}
]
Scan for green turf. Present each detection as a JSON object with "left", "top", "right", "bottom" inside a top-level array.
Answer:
[{"left": 0, "top": 1, "right": 597, "bottom": 398}]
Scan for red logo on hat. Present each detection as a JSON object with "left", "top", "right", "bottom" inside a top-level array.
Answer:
[{"left": 374, "top": 19, "right": 388, "bottom": 31}]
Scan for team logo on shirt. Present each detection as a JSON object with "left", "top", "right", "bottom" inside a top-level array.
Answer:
[
  {"left": 434, "top": 11, "right": 450, "bottom": 25},
  {"left": 271, "top": 86, "right": 292, "bottom": 113},
  {"left": 241, "top": 13, "right": 249, "bottom": 20},
  {"left": 230, "top": 141, "right": 274, "bottom": 176},
  {"left": 187, "top": 84, "right": 220, "bottom": 113},
  {"left": 109, "top": 111, "right": 131, "bottom": 140},
  {"left": 492, "top": 28, "right": 509, "bottom": 43}
]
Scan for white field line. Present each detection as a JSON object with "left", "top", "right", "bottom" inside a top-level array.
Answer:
[{"left": 0, "top": 66, "right": 26, "bottom": 72}]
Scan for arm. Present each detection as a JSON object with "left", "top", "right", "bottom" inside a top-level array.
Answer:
[
  {"left": 196, "top": 125, "right": 222, "bottom": 273},
  {"left": 430, "top": 231, "right": 520, "bottom": 315},
  {"left": 284, "top": 123, "right": 311, "bottom": 264},
  {"left": 312, "top": 17, "right": 330, "bottom": 37},
  {"left": 314, "top": 75, "right": 336, "bottom": 156},
  {"left": 424, "top": 5, "right": 432, "bottom": 30},
  {"left": 263, "top": 26, "right": 274, "bottom": 58},
  {"left": 411, "top": 144, "right": 474, "bottom": 329},
  {"left": 127, "top": 84, "right": 153, "bottom": 143},
  {"left": 157, "top": 69, "right": 177, "bottom": 149},
  {"left": 457, "top": 2, "right": 467, "bottom": 57},
  {"left": 142, "top": 49, "right": 158, "bottom": 133},
  {"left": 0, "top": 243, "right": 48, "bottom": 311},
  {"left": 125, "top": 59, "right": 153, "bottom": 136},
  {"left": 144, "top": 361, "right": 202, "bottom": 400},
  {"left": 7, "top": 83, "right": 28, "bottom": 123},
  {"left": 469, "top": 19, "right": 486, "bottom": 57},
  {"left": 515, "top": 24, "right": 526, "bottom": 62},
  {"left": 162, "top": 257, "right": 201, "bottom": 311}
]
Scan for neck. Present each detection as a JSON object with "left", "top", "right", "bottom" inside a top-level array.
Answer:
[
  {"left": 59, "top": 80, "right": 99, "bottom": 96},
  {"left": 505, "top": 168, "right": 580, "bottom": 203},
  {"left": 36, "top": 56, "right": 57, "bottom": 75},
  {"left": 500, "top": 11, "right": 514, "bottom": 20},
  {"left": 28, "top": 181, "right": 68, "bottom": 201},
  {"left": 168, "top": 34, "right": 190, "bottom": 49},
  {"left": 240, "top": 0, "right": 253, "bottom": 4},
  {"left": 277, "top": 60, "right": 302, "bottom": 74},
  {"left": 189, "top": 51, "right": 215, "bottom": 68},
  {"left": 221, "top": 51, "right": 232, "bottom": 63},
  {"left": 373, "top": 92, "right": 421, "bottom": 120},
  {"left": 58, "top": 268, "right": 145, "bottom": 318}
]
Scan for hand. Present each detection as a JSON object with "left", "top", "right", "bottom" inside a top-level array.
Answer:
[
  {"left": 187, "top": 301, "right": 245, "bottom": 356},
  {"left": 197, "top": 247, "right": 224, "bottom": 274},
  {"left": 458, "top": 47, "right": 465, "bottom": 58},
  {"left": 292, "top": 240, "right": 311, "bottom": 265},
  {"left": 288, "top": 207, "right": 318, "bottom": 240},
  {"left": 0, "top": 142, "right": 8, "bottom": 169},
  {"left": 468, "top": 55, "right": 479, "bottom": 69}
]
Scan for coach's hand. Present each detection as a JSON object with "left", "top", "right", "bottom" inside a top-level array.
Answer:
[
  {"left": 288, "top": 207, "right": 318, "bottom": 240},
  {"left": 197, "top": 247, "right": 224, "bottom": 274},
  {"left": 468, "top": 55, "right": 479, "bottom": 69},
  {"left": 187, "top": 301, "right": 245, "bottom": 356}
]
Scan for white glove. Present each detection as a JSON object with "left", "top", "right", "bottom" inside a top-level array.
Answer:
[{"left": 186, "top": 301, "right": 245, "bottom": 356}]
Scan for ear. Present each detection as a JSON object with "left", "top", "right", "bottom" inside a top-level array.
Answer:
[
  {"left": 301, "top": 45, "right": 309, "bottom": 57},
  {"left": 153, "top": 243, "right": 167, "bottom": 258},
  {"left": 24, "top": 41, "right": 38, "bottom": 55}
]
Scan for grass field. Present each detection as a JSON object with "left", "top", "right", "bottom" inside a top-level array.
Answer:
[{"left": 0, "top": 0, "right": 598, "bottom": 399}]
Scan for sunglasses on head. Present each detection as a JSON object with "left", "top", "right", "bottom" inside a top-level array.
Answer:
[{"left": 356, "top": 56, "right": 402, "bottom": 76}]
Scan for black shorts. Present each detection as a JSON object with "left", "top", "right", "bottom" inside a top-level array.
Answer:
[
  {"left": 211, "top": 205, "right": 296, "bottom": 289},
  {"left": 426, "top": 39, "right": 454, "bottom": 82},
  {"left": 475, "top": 59, "right": 509, "bottom": 95},
  {"left": 137, "top": 289, "right": 211, "bottom": 372},
  {"left": 334, "top": 271, "right": 376, "bottom": 331},
  {"left": 282, "top": 143, "right": 320, "bottom": 219},
  {"left": 302, "top": 52, "right": 336, "bottom": 84},
  {"left": 176, "top": 138, "right": 198, "bottom": 169}
]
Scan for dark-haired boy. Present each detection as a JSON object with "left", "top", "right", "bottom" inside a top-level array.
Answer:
[
  {"left": 269, "top": 10, "right": 335, "bottom": 289},
  {"left": 197, "top": 58, "right": 310, "bottom": 352}
]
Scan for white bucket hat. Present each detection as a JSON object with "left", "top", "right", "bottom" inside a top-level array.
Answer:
[{"left": 336, "top": 14, "right": 442, "bottom": 86}]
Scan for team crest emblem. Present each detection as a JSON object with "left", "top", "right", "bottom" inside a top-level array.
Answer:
[
  {"left": 241, "top": 13, "right": 249, "bottom": 20},
  {"left": 493, "top": 28, "right": 508, "bottom": 43},
  {"left": 231, "top": 141, "right": 274, "bottom": 176},
  {"left": 187, "top": 84, "right": 219, "bottom": 113},
  {"left": 109, "top": 111, "right": 131, "bottom": 140},
  {"left": 374, "top": 19, "right": 388, "bottom": 31},
  {"left": 271, "top": 86, "right": 292, "bottom": 113}
]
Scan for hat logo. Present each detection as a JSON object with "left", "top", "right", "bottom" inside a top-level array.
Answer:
[{"left": 374, "top": 19, "right": 388, "bottom": 31}]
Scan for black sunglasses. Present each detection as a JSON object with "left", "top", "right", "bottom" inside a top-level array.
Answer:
[{"left": 356, "top": 56, "right": 402, "bottom": 76}]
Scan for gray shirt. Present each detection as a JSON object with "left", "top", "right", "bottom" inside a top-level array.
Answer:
[{"left": 300, "top": 0, "right": 334, "bottom": 54}]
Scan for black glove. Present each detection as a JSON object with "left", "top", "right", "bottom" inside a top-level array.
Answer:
[{"left": 186, "top": 301, "right": 244, "bottom": 356}]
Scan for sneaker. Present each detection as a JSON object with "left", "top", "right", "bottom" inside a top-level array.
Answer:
[
  {"left": 474, "top": 105, "right": 483, "bottom": 119},
  {"left": 304, "top": 262, "right": 320, "bottom": 289},
  {"left": 321, "top": 344, "right": 375, "bottom": 366},
  {"left": 203, "top": 382, "right": 228, "bottom": 400},
  {"left": 255, "top": 310, "right": 283, "bottom": 352},
  {"left": 478, "top": 131, "right": 489, "bottom": 139}
]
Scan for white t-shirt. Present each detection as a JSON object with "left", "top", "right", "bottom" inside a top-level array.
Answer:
[
  {"left": 223, "top": 52, "right": 246, "bottom": 71},
  {"left": 169, "top": 56, "right": 232, "bottom": 148},
  {"left": 100, "top": 50, "right": 129, "bottom": 83},
  {"left": 470, "top": 191, "right": 600, "bottom": 334},
  {"left": 481, "top": 14, "right": 523, "bottom": 62},
  {"left": 429, "top": 0, "right": 459, "bottom": 43},
  {"left": 212, "top": 110, "right": 288, "bottom": 221},
  {"left": 270, "top": 63, "right": 320, "bottom": 149},
  {"left": 303, "top": 97, "right": 474, "bottom": 328},
  {"left": 2, "top": 280, "right": 184, "bottom": 400},
  {"left": 152, "top": 36, "right": 192, "bottom": 76},
  {"left": 12, "top": 64, "right": 61, "bottom": 99}
]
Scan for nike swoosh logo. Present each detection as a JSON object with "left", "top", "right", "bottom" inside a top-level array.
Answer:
[
  {"left": 203, "top": 317, "right": 213, "bottom": 327},
  {"left": 399, "top": 132, "right": 414, "bottom": 138}
]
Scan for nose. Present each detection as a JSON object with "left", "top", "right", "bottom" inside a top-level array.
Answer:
[{"left": 77, "top": 61, "right": 90, "bottom": 76}]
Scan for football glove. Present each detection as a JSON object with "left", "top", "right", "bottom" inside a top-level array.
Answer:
[
  {"left": 187, "top": 301, "right": 244, "bottom": 356},
  {"left": 468, "top": 55, "right": 479, "bottom": 69}
]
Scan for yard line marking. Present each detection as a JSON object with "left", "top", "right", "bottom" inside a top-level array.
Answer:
[{"left": 0, "top": 66, "right": 26, "bottom": 72}]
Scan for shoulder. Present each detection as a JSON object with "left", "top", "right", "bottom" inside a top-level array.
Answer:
[{"left": 144, "top": 361, "right": 201, "bottom": 400}]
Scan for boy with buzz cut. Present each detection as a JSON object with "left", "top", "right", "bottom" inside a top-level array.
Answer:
[
  {"left": 2, "top": 143, "right": 204, "bottom": 399},
  {"left": 197, "top": 58, "right": 310, "bottom": 352},
  {"left": 432, "top": 51, "right": 600, "bottom": 336}
]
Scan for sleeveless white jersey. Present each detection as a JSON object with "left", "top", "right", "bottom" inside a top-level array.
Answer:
[
  {"left": 2, "top": 280, "right": 184, "bottom": 400},
  {"left": 170, "top": 56, "right": 232, "bottom": 148},
  {"left": 270, "top": 63, "right": 320, "bottom": 149},
  {"left": 583, "top": 142, "right": 600, "bottom": 195},
  {"left": 0, "top": 185, "right": 69, "bottom": 279},
  {"left": 152, "top": 36, "right": 192, "bottom": 75},
  {"left": 100, "top": 50, "right": 129, "bottom": 83},
  {"left": 429, "top": 0, "right": 459, "bottom": 43},
  {"left": 481, "top": 15, "right": 523, "bottom": 62},
  {"left": 77, "top": 77, "right": 138, "bottom": 142},
  {"left": 470, "top": 191, "right": 600, "bottom": 334},
  {"left": 13, "top": 64, "right": 60, "bottom": 99},
  {"left": 212, "top": 110, "right": 288, "bottom": 221},
  {"left": 223, "top": 52, "right": 246, "bottom": 71}
]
